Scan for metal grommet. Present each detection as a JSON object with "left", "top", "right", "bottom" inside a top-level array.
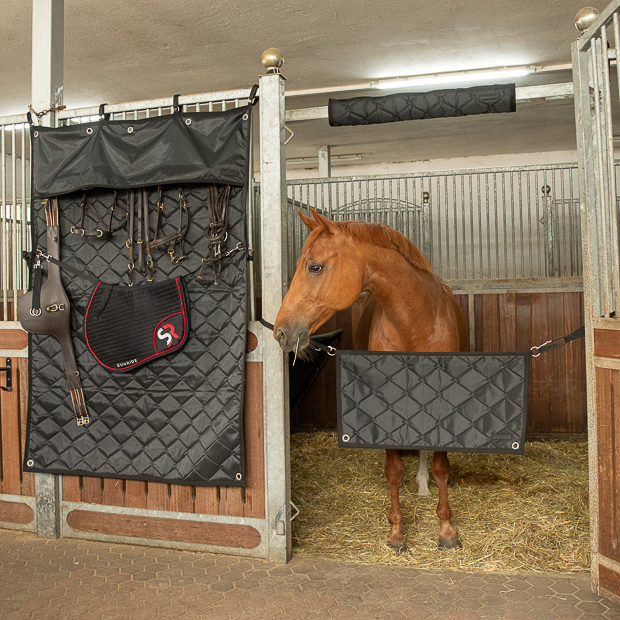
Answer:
[
  {"left": 512, "top": 442, "right": 520, "bottom": 450},
  {"left": 243, "top": 113, "right": 249, "bottom": 121},
  {"left": 127, "top": 126, "right": 134, "bottom": 134},
  {"left": 342, "top": 434, "right": 350, "bottom": 443},
  {"left": 26, "top": 459, "right": 34, "bottom": 467},
  {"left": 185, "top": 118, "right": 192, "bottom": 126},
  {"left": 33, "top": 131, "right": 39, "bottom": 138},
  {"left": 235, "top": 473, "right": 242, "bottom": 481},
  {"left": 86, "top": 127, "right": 93, "bottom": 135}
]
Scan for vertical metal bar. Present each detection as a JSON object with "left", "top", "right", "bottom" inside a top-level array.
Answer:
[
  {"left": 21, "top": 125, "right": 29, "bottom": 291},
  {"left": 601, "top": 25, "right": 620, "bottom": 313},
  {"left": 1, "top": 126, "right": 7, "bottom": 319},
  {"left": 32, "top": 0, "right": 64, "bottom": 540},
  {"left": 12, "top": 127, "right": 18, "bottom": 314},
  {"left": 470, "top": 174, "right": 475, "bottom": 279},
  {"left": 259, "top": 69, "right": 290, "bottom": 564},
  {"left": 510, "top": 171, "right": 516, "bottom": 278}
]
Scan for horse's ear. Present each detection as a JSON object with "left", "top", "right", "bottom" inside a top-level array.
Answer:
[
  {"left": 309, "top": 207, "right": 339, "bottom": 235},
  {"left": 298, "top": 210, "right": 318, "bottom": 231}
]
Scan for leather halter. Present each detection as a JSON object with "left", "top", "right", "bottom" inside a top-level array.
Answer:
[
  {"left": 150, "top": 185, "right": 192, "bottom": 264},
  {"left": 71, "top": 191, "right": 127, "bottom": 239}
]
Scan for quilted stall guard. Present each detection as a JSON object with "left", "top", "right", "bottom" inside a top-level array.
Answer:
[
  {"left": 337, "top": 351, "right": 529, "bottom": 454},
  {"left": 23, "top": 104, "right": 253, "bottom": 486},
  {"left": 328, "top": 84, "right": 516, "bottom": 127}
]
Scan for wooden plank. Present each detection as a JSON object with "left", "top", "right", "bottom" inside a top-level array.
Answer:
[
  {"left": 219, "top": 487, "right": 244, "bottom": 517},
  {"left": 498, "top": 292, "right": 517, "bottom": 351},
  {"left": 102, "top": 479, "right": 126, "bottom": 507},
  {"left": 564, "top": 293, "right": 587, "bottom": 435},
  {"left": 66, "top": 509, "right": 261, "bottom": 549},
  {"left": 18, "top": 358, "right": 35, "bottom": 496},
  {"left": 194, "top": 485, "right": 219, "bottom": 515},
  {"left": 243, "top": 362, "right": 265, "bottom": 519},
  {"left": 124, "top": 480, "right": 148, "bottom": 509},
  {"left": 62, "top": 476, "right": 82, "bottom": 503},
  {"left": 81, "top": 476, "right": 104, "bottom": 504},
  {"left": 529, "top": 293, "right": 551, "bottom": 434},
  {"left": 146, "top": 482, "right": 170, "bottom": 512},
  {"left": 0, "top": 329, "right": 28, "bottom": 350},
  {"left": 596, "top": 367, "right": 620, "bottom": 564},
  {"left": 0, "top": 357, "right": 22, "bottom": 495},
  {"left": 599, "top": 564, "right": 620, "bottom": 600},
  {"left": 595, "top": 329, "right": 620, "bottom": 360},
  {"left": 169, "top": 484, "right": 194, "bottom": 513},
  {"left": 0, "top": 500, "right": 34, "bottom": 525},
  {"left": 548, "top": 293, "right": 568, "bottom": 434}
]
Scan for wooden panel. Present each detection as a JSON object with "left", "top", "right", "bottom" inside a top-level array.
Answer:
[
  {"left": 66, "top": 509, "right": 261, "bottom": 549},
  {"left": 242, "top": 362, "right": 265, "bottom": 519},
  {"left": 81, "top": 477, "right": 104, "bottom": 504},
  {"left": 0, "top": 500, "right": 34, "bottom": 525},
  {"left": 146, "top": 482, "right": 170, "bottom": 512},
  {"left": 595, "top": 329, "right": 620, "bottom": 360},
  {"left": 596, "top": 367, "right": 620, "bottom": 564},
  {"left": 124, "top": 480, "right": 148, "bottom": 509},
  {"left": 599, "top": 564, "right": 620, "bottom": 600},
  {"left": 18, "top": 359, "right": 35, "bottom": 496},
  {"left": 0, "top": 329, "right": 28, "bottom": 350},
  {"left": 194, "top": 486, "right": 219, "bottom": 515},
  {"left": 62, "top": 476, "right": 82, "bottom": 502},
  {"left": 169, "top": 484, "right": 194, "bottom": 513},
  {"left": 0, "top": 357, "right": 22, "bottom": 495},
  {"left": 102, "top": 479, "right": 125, "bottom": 507}
]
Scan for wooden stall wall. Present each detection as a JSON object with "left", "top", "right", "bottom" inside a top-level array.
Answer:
[
  {"left": 291, "top": 291, "right": 587, "bottom": 438},
  {"left": 0, "top": 305, "right": 36, "bottom": 529}
]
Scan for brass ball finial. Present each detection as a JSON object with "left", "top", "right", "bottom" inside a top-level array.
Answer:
[
  {"left": 262, "top": 48, "right": 284, "bottom": 73},
  {"left": 575, "top": 7, "right": 600, "bottom": 32}
]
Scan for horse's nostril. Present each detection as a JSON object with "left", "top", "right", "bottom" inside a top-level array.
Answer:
[{"left": 276, "top": 328, "right": 287, "bottom": 347}]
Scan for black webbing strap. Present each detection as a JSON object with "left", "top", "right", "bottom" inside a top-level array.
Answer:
[
  {"left": 260, "top": 319, "right": 584, "bottom": 359},
  {"left": 529, "top": 326, "right": 586, "bottom": 357},
  {"left": 30, "top": 250, "right": 100, "bottom": 285}
]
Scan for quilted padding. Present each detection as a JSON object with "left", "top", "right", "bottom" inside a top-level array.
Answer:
[
  {"left": 328, "top": 84, "right": 516, "bottom": 127},
  {"left": 337, "top": 351, "right": 528, "bottom": 454},
  {"left": 23, "top": 182, "right": 248, "bottom": 486}
]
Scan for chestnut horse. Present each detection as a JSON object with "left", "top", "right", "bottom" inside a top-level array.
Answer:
[{"left": 274, "top": 208, "right": 469, "bottom": 550}]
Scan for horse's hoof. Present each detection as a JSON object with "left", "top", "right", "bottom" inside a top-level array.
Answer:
[
  {"left": 438, "top": 535, "right": 462, "bottom": 549},
  {"left": 388, "top": 540, "right": 408, "bottom": 553}
]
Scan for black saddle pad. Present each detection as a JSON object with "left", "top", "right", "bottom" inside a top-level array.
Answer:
[{"left": 84, "top": 277, "right": 189, "bottom": 371}]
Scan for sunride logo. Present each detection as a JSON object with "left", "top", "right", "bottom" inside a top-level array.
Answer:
[{"left": 116, "top": 359, "right": 138, "bottom": 368}]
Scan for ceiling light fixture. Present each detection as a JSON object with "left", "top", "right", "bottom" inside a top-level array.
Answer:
[{"left": 371, "top": 66, "right": 534, "bottom": 90}]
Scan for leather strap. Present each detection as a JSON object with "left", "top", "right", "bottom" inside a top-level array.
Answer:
[
  {"left": 127, "top": 190, "right": 135, "bottom": 286},
  {"left": 143, "top": 188, "right": 154, "bottom": 282}
]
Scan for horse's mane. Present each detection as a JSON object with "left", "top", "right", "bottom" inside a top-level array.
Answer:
[{"left": 340, "top": 221, "right": 433, "bottom": 274}]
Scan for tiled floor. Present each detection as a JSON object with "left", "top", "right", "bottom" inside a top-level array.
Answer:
[{"left": 0, "top": 528, "right": 618, "bottom": 619}]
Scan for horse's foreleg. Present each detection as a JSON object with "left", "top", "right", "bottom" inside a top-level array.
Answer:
[
  {"left": 430, "top": 451, "right": 461, "bottom": 549},
  {"left": 384, "top": 449, "right": 407, "bottom": 551},
  {"left": 416, "top": 450, "right": 430, "bottom": 496}
]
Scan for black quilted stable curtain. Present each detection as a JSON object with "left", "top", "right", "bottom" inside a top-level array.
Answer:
[
  {"left": 337, "top": 351, "right": 529, "bottom": 454},
  {"left": 328, "top": 84, "right": 516, "bottom": 127},
  {"left": 23, "top": 104, "right": 253, "bottom": 486}
]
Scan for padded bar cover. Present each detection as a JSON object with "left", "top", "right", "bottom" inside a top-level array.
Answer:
[{"left": 328, "top": 84, "right": 516, "bottom": 127}]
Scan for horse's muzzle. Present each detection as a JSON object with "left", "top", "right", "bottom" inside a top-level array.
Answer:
[{"left": 275, "top": 325, "right": 309, "bottom": 353}]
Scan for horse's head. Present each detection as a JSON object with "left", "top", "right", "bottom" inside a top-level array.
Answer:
[{"left": 274, "top": 208, "right": 363, "bottom": 353}]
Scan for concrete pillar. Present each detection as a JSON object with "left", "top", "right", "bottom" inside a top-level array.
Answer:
[
  {"left": 259, "top": 53, "right": 291, "bottom": 563},
  {"left": 318, "top": 145, "right": 331, "bottom": 178},
  {"left": 32, "top": 0, "right": 64, "bottom": 539}
]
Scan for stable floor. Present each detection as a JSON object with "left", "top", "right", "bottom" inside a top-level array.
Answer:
[{"left": 0, "top": 528, "right": 618, "bottom": 620}]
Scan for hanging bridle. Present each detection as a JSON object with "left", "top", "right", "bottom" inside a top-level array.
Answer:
[
  {"left": 150, "top": 185, "right": 192, "bottom": 264},
  {"left": 71, "top": 191, "right": 128, "bottom": 239}
]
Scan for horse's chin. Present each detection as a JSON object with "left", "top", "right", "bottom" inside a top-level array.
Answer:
[{"left": 291, "top": 341, "right": 319, "bottom": 363}]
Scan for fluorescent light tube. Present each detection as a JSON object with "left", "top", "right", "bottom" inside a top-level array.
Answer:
[{"left": 372, "top": 67, "right": 533, "bottom": 90}]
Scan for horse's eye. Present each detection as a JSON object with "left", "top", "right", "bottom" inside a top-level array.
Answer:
[{"left": 308, "top": 264, "right": 323, "bottom": 274}]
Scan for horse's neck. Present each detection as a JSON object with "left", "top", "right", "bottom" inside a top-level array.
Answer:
[{"left": 362, "top": 248, "right": 446, "bottom": 351}]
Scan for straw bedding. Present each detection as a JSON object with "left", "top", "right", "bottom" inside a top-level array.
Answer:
[{"left": 290, "top": 432, "right": 589, "bottom": 573}]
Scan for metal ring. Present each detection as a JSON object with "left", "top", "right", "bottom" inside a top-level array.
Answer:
[
  {"left": 26, "top": 460, "right": 34, "bottom": 467},
  {"left": 86, "top": 127, "right": 93, "bottom": 135},
  {"left": 243, "top": 113, "right": 249, "bottom": 121},
  {"left": 236, "top": 473, "right": 242, "bottom": 481},
  {"left": 33, "top": 131, "right": 39, "bottom": 138},
  {"left": 127, "top": 127, "right": 134, "bottom": 134},
  {"left": 185, "top": 118, "right": 192, "bottom": 126},
  {"left": 29, "top": 308, "right": 42, "bottom": 317},
  {"left": 512, "top": 442, "right": 520, "bottom": 450},
  {"left": 342, "top": 434, "right": 350, "bottom": 443}
]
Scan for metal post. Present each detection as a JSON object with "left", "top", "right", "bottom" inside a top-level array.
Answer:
[
  {"left": 259, "top": 50, "right": 291, "bottom": 563},
  {"left": 542, "top": 185, "right": 557, "bottom": 276},
  {"left": 421, "top": 191, "right": 432, "bottom": 260},
  {"left": 318, "top": 145, "right": 331, "bottom": 178},
  {"left": 32, "top": 0, "right": 64, "bottom": 539}
]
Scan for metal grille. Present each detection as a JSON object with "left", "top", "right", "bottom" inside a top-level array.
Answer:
[
  {"left": 283, "top": 165, "right": 583, "bottom": 284},
  {"left": 0, "top": 116, "right": 31, "bottom": 319},
  {"left": 573, "top": 2, "right": 620, "bottom": 317}
]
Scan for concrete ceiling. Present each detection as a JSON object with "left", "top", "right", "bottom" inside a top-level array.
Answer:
[{"left": 0, "top": 0, "right": 597, "bottom": 168}]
